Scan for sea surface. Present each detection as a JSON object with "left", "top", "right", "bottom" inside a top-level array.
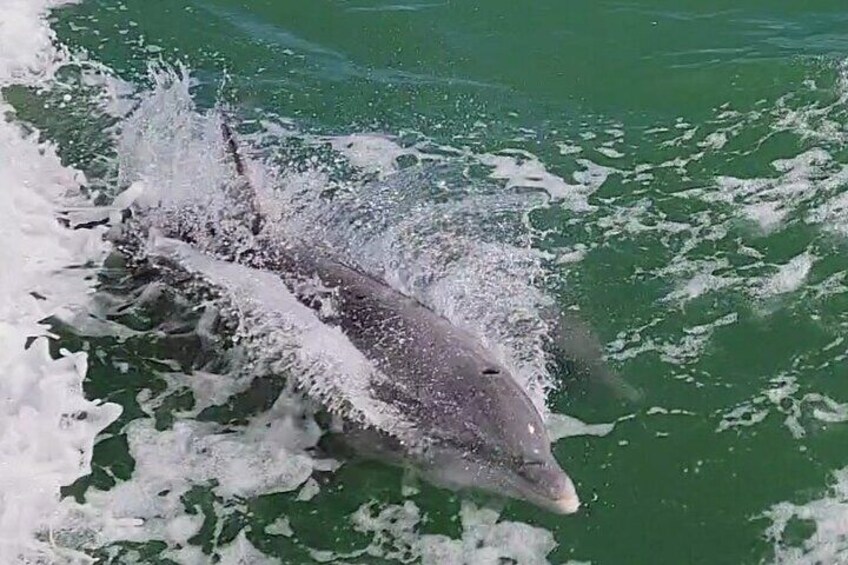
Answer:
[{"left": 2, "top": 1, "right": 848, "bottom": 563}]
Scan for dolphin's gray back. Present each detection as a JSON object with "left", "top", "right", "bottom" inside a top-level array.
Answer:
[{"left": 250, "top": 241, "right": 545, "bottom": 455}]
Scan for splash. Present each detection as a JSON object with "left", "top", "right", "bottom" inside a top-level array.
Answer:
[
  {"left": 0, "top": 0, "right": 121, "bottom": 560},
  {"left": 0, "top": 0, "right": 74, "bottom": 84},
  {"left": 146, "top": 234, "right": 419, "bottom": 442},
  {"left": 113, "top": 66, "right": 562, "bottom": 415}
]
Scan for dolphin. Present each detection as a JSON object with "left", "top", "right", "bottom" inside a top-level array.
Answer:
[{"left": 130, "top": 119, "right": 582, "bottom": 514}]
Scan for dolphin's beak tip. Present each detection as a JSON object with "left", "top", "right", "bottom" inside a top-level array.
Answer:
[{"left": 552, "top": 493, "right": 580, "bottom": 514}]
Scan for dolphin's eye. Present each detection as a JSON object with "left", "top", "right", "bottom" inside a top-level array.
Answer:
[{"left": 482, "top": 368, "right": 500, "bottom": 375}]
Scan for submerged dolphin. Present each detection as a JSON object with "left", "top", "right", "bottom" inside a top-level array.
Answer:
[{"left": 134, "top": 120, "right": 581, "bottom": 514}]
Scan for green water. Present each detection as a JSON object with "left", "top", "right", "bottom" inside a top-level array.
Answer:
[{"left": 22, "top": 0, "right": 848, "bottom": 563}]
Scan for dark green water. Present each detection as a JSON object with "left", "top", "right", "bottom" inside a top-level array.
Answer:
[{"left": 18, "top": 1, "right": 848, "bottom": 563}]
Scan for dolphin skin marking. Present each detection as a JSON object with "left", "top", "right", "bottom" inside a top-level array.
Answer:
[{"left": 162, "top": 120, "right": 581, "bottom": 513}]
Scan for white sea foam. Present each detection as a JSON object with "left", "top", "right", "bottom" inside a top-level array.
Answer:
[
  {"left": 717, "top": 373, "right": 848, "bottom": 438},
  {"left": 479, "top": 150, "right": 610, "bottom": 212},
  {"left": 763, "top": 467, "right": 848, "bottom": 564},
  {"left": 772, "top": 62, "right": 848, "bottom": 145},
  {"left": 0, "top": 1, "right": 122, "bottom": 559},
  {"left": 217, "top": 531, "right": 280, "bottom": 565},
  {"left": 662, "top": 258, "right": 744, "bottom": 303},
  {"left": 311, "top": 500, "right": 559, "bottom": 564},
  {"left": 64, "top": 410, "right": 323, "bottom": 552},
  {"left": 607, "top": 312, "right": 738, "bottom": 367},
  {"left": 0, "top": 0, "right": 73, "bottom": 84},
  {"left": 709, "top": 150, "right": 846, "bottom": 233},
  {"left": 757, "top": 252, "right": 816, "bottom": 298},
  {"left": 596, "top": 146, "right": 624, "bottom": 159},
  {"left": 327, "top": 132, "right": 439, "bottom": 177}
]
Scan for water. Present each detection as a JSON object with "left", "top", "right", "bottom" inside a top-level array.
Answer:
[{"left": 3, "top": 0, "right": 848, "bottom": 563}]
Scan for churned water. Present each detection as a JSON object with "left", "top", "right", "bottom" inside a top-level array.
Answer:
[{"left": 3, "top": 1, "right": 848, "bottom": 563}]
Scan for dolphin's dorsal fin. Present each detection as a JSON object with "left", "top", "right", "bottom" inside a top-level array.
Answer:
[
  {"left": 221, "top": 119, "right": 246, "bottom": 176},
  {"left": 219, "top": 114, "right": 263, "bottom": 236},
  {"left": 552, "top": 310, "right": 643, "bottom": 403}
]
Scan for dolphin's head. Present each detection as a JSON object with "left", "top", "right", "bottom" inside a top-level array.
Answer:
[
  {"left": 511, "top": 454, "right": 581, "bottom": 514},
  {"left": 422, "top": 430, "right": 579, "bottom": 514},
  {"left": 418, "top": 365, "right": 580, "bottom": 514}
]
